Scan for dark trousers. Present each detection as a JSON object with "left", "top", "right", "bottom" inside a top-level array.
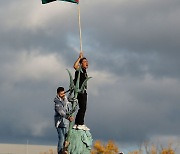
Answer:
[{"left": 75, "top": 92, "right": 87, "bottom": 125}]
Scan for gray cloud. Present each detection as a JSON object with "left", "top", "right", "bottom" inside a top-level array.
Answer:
[
  {"left": 81, "top": 0, "right": 180, "bottom": 79},
  {"left": 87, "top": 75, "right": 180, "bottom": 143},
  {"left": 0, "top": 0, "right": 180, "bottom": 149}
]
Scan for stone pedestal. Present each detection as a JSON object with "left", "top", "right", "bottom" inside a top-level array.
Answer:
[{"left": 67, "top": 129, "right": 93, "bottom": 154}]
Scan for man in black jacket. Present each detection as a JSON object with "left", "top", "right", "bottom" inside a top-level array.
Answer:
[{"left": 73, "top": 52, "right": 90, "bottom": 131}]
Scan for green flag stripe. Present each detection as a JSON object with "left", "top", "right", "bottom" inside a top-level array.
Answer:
[
  {"left": 62, "top": 0, "right": 79, "bottom": 3},
  {"left": 42, "top": 0, "right": 79, "bottom": 4},
  {"left": 42, "top": 0, "right": 56, "bottom": 4}
]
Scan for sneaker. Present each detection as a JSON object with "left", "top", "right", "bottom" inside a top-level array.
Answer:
[
  {"left": 77, "top": 125, "right": 90, "bottom": 131},
  {"left": 73, "top": 124, "right": 77, "bottom": 129}
]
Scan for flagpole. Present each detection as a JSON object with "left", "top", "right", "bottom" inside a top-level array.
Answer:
[{"left": 78, "top": 3, "right": 83, "bottom": 52}]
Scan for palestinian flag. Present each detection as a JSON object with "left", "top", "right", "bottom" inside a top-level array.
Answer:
[{"left": 42, "top": 0, "right": 79, "bottom": 4}]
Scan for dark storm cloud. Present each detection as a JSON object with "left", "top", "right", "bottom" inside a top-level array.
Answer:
[
  {"left": 0, "top": 50, "right": 70, "bottom": 144},
  {"left": 82, "top": 0, "right": 180, "bottom": 52},
  {"left": 87, "top": 76, "right": 180, "bottom": 143},
  {"left": 0, "top": 0, "right": 180, "bottom": 147},
  {"left": 81, "top": 0, "right": 180, "bottom": 78},
  {"left": 0, "top": 0, "right": 79, "bottom": 66},
  {"left": 0, "top": 74, "right": 64, "bottom": 144}
]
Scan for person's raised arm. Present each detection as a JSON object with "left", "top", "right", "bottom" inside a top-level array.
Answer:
[{"left": 73, "top": 51, "right": 83, "bottom": 70}]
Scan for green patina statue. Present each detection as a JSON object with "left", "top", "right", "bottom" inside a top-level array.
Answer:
[{"left": 63, "top": 67, "right": 93, "bottom": 154}]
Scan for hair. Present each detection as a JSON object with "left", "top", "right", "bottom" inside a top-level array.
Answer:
[
  {"left": 79, "top": 57, "right": 87, "bottom": 64},
  {"left": 57, "top": 87, "right": 64, "bottom": 93}
]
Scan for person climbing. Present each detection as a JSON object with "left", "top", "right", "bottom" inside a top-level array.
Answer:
[
  {"left": 54, "top": 87, "right": 74, "bottom": 154},
  {"left": 73, "top": 51, "right": 90, "bottom": 131}
]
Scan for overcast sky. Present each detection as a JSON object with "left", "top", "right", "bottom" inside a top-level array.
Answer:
[{"left": 0, "top": 0, "right": 180, "bottom": 152}]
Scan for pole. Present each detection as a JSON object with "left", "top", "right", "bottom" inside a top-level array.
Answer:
[
  {"left": 26, "top": 140, "right": 28, "bottom": 154},
  {"left": 78, "top": 4, "right": 83, "bottom": 52}
]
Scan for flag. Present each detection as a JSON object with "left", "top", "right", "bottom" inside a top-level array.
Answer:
[{"left": 42, "top": 0, "right": 79, "bottom": 4}]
